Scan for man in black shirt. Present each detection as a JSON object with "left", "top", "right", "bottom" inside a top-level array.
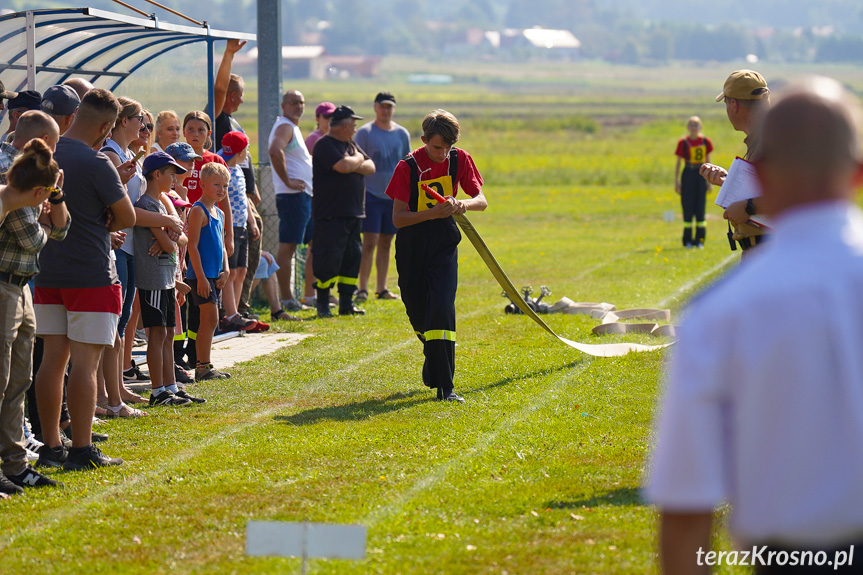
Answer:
[{"left": 311, "top": 106, "right": 375, "bottom": 318}]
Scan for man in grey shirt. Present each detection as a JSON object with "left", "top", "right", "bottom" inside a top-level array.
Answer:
[{"left": 355, "top": 92, "right": 411, "bottom": 303}]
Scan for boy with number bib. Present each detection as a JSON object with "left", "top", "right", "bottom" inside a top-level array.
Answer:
[
  {"left": 674, "top": 116, "right": 714, "bottom": 248},
  {"left": 385, "top": 110, "right": 487, "bottom": 403}
]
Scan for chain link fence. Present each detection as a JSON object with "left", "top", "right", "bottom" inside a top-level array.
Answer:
[{"left": 254, "top": 162, "right": 308, "bottom": 300}]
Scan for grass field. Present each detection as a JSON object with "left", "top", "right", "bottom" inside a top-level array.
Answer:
[{"left": 3, "top": 59, "right": 861, "bottom": 574}]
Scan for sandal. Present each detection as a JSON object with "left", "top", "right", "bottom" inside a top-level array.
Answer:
[
  {"left": 376, "top": 289, "right": 399, "bottom": 300},
  {"left": 105, "top": 403, "right": 148, "bottom": 418},
  {"left": 272, "top": 309, "right": 299, "bottom": 321},
  {"left": 121, "top": 389, "right": 149, "bottom": 404},
  {"left": 354, "top": 289, "right": 369, "bottom": 304},
  {"left": 94, "top": 406, "right": 109, "bottom": 417}
]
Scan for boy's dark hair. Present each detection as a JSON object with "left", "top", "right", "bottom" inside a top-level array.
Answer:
[
  {"left": 422, "top": 109, "right": 460, "bottom": 146},
  {"left": 143, "top": 165, "right": 171, "bottom": 182}
]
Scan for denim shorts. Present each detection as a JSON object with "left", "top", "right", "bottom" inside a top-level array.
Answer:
[
  {"left": 362, "top": 193, "right": 397, "bottom": 235},
  {"left": 276, "top": 193, "right": 313, "bottom": 245}
]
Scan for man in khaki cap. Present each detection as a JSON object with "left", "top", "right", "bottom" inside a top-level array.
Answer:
[
  {"left": 700, "top": 69, "right": 771, "bottom": 255},
  {"left": 0, "top": 80, "right": 18, "bottom": 113}
]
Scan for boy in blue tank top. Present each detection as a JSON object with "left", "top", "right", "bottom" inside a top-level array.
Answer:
[{"left": 186, "top": 162, "right": 231, "bottom": 381}]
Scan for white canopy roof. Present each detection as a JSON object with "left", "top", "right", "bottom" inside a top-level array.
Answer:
[{"left": 0, "top": 7, "right": 255, "bottom": 94}]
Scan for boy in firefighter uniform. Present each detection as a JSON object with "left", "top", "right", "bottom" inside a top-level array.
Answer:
[
  {"left": 385, "top": 110, "right": 487, "bottom": 403},
  {"left": 674, "top": 116, "right": 714, "bottom": 248}
]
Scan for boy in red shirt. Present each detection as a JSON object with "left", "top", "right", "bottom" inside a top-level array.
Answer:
[
  {"left": 385, "top": 110, "right": 487, "bottom": 403},
  {"left": 674, "top": 116, "right": 714, "bottom": 248}
]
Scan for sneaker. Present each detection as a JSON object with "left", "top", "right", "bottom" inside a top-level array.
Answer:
[
  {"left": 123, "top": 360, "right": 150, "bottom": 383},
  {"left": 7, "top": 466, "right": 63, "bottom": 489},
  {"left": 36, "top": 444, "right": 67, "bottom": 468},
  {"left": 300, "top": 295, "right": 316, "bottom": 307},
  {"left": 24, "top": 433, "right": 43, "bottom": 454},
  {"left": 317, "top": 309, "right": 334, "bottom": 319},
  {"left": 62, "top": 445, "right": 123, "bottom": 471},
  {"left": 174, "top": 363, "right": 194, "bottom": 384},
  {"left": 149, "top": 390, "right": 192, "bottom": 407},
  {"left": 245, "top": 320, "right": 270, "bottom": 332},
  {"left": 195, "top": 363, "right": 231, "bottom": 381},
  {"left": 175, "top": 388, "right": 207, "bottom": 404},
  {"left": 283, "top": 299, "right": 307, "bottom": 312},
  {"left": 0, "top": 474, "right": 23, "bottom": 496},
  {"left": 221, "top": 314, "right": 256, "bottom": 332},
  {"left": 240, "top": 310, "right": 260, "bottom": 320},
  {"left": 440, "top": 391, "right": 466, "bottom": 403},
  {"left": 339, "top": 305, "right": 366, "bottom": 316}
]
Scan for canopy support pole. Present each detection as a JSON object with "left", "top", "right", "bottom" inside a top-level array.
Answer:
[{"left": 25, "top": 11, "right": 36, "bottom": 90}]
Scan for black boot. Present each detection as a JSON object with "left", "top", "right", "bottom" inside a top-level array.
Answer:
[
  {"left": 317, "top": 288, "right": 333, "bottom": 318},
  {"left": 682, "top": 224, "right": 693, "bottom": 247},
  {"left": 695, "top": 222, "right": 706, "bottom": 247},
  {"left": 339, "top": 291, "right": 365, "bottom": 316}
]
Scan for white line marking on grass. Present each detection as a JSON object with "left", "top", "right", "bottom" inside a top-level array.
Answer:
[
  {"left": 362, "top": 363, "right": 587, "bottom": 528},
  {"left": 0, "top": 312, "right": 492, "bottom": 549},
  {"left": 572, "top": 252, "right": 632, "bottom": 282},
  {"left": 654, "top": 253, "right": 737, "bottom": 309}
]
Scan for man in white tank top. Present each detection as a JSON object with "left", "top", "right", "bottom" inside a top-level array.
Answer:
[{"left": 267, "top": 90, "right": 315, "bottom": 313}]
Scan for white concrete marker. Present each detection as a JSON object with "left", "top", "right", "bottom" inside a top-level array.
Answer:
[{"left": 247, "top": 521, "right": 366, "bottom": 574}]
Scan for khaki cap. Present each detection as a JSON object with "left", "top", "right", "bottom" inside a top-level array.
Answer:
[{"left": 716, "top": 70, "right": 770, "bottom": 102}]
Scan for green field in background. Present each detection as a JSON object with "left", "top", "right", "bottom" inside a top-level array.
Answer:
[{"left": 4, "top": 59, "right": 855, "bottom": 574}]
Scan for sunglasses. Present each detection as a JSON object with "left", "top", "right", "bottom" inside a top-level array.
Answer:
[{"left": 140, "top": 123, "right": 153, "bottom": 132}]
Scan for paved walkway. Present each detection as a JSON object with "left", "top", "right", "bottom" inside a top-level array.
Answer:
[
  {"left": 209, "top": 332, "right": 311, "bottom": 370},
  {"left": 133, "top": 332, "right": 311, "bottom": 371}
]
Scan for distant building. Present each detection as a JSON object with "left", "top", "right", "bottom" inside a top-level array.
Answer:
[
  {"left": 459, "top": 26, "right": 581, "bottom": 59},
  {"left": 236, "top": 46, "right": 380, "bottom": 79}
]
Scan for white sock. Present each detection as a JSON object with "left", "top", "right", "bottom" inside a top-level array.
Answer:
[
  {"left": 167, "top": 384, "right": 179, "bottom": 394},
  {"left": 151, "top": 386, "right": 166, "bottom": 396},
  {"left": 226, "top": 313, "right": 238, "bottom": 320}
]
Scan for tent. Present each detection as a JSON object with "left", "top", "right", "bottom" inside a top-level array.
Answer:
[{"left": 0, "top": 7, "right": 255, "bottom": 120}]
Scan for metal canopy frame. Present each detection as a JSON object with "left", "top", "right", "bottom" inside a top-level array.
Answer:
[{"left": 0, "top": 7, "right": 256, "bottom": 123}]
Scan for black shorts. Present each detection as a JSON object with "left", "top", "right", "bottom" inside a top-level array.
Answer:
[
  {"left": 228, "top": 226, "right": 248, "bottom": 270},
  {"left": 138, "top": 288, "right": 176, "bottom": 328},
  {"left": 186, "top": 277, "right": 221, "bottom": 307}
]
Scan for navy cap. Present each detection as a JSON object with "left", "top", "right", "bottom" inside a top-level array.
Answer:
[
  {"left": 142, "top": 151, "right": 187, "bottom": 176},
  {"left": 374, "top": 91, "right": 396, "bottom": 105},
  {"left": 164, "top": 142, "right": 202, "bottom": 162},
  {"left": 41, "top": 85, "right": 80, "bottom": 116},
  {"left": 8, "top": 90, "right": 42, "bottom": 111},
  {"left": 331, "top": 105, "right": 363, "bottom": 122}
]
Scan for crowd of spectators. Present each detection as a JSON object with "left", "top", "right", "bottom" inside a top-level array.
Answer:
[{"left": 0, "top": 39, "right": 405, "bottom": 496}]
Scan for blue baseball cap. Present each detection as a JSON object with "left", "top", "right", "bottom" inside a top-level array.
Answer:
[
  {"left": 142, "top": 151, "right": 187, "bottom": 176},
  {"left": 41, "top": 85, "right": 80, "bottom": 116},
  {"left": 164, "top": 142, "right": 202, "bottom": 162},
  {"left": 8, "top": 90, "right": 42, "bottom": 111}
]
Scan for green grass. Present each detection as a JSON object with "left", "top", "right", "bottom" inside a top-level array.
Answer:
[{"left": 7, "top": 59, "right": 857, "bottom": 573}]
